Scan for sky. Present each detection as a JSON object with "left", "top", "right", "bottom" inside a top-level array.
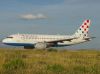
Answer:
[{"left": 0, "top": 0, "right": 100, "bottom": 49}]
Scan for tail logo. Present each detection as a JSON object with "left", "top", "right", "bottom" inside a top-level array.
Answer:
[
  {"left": 80, "top": 20, "right": 90, "bottom": 33},
  {"left": 74, "top": 19, "right": 91, "bottom": 38}
]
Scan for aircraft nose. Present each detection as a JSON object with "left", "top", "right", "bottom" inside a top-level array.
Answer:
[
  {"left": 2, "top": 38, "right": 15, "bottom": 44},
  {"left": 2, "top": 39, "right": 7, "bottom": 43}
]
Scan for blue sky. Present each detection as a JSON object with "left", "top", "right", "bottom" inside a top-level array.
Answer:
[{"left": 0, "top": 0, "right": 100, "bottom": 49}]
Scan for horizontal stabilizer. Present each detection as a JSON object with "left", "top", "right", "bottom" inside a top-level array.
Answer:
[{"left": 84, "top": 37, "right": 96, "bottom": 41}]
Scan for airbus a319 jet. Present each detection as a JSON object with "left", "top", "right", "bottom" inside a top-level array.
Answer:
[{"left": 2, "top": 19, "right": 95, "bottom": 49}]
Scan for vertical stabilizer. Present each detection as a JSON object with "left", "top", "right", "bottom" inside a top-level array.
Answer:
[{"left": 74, "top": 19, "right": 91, "bottom": 38}]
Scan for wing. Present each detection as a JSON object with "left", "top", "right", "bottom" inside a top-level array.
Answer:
[{"left": 46, "top": 37, "right": 77, "bottom": 43}]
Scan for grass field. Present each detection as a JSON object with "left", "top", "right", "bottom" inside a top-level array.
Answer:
[{"left": 0, "top": 48, "right": 99, "bottom": 74}]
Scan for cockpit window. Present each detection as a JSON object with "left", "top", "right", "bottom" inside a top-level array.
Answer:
[{"left": 7, "top": 37, "right": 13, "bottom": 38}]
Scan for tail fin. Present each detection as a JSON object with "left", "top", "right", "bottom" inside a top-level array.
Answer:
[{"left": 74, "top": 19, "right": 91, "bottom": 38}]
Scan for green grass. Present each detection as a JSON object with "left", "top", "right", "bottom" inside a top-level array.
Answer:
[{"left": 0, "top": 48, "right": 99, "bottom": 74}]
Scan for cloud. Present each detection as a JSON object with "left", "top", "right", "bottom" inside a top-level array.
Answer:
[{"left": 20, "top": 14, "right": 47, "bottom": 20}]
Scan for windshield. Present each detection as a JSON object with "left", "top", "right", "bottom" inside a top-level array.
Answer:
[{"left": 7, "top": 37, "right": 13, "bottom": 38}]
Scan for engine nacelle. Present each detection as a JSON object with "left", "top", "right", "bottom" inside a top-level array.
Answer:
[{"left": 34, "top": 42, "right": 48, "bottom": 49}]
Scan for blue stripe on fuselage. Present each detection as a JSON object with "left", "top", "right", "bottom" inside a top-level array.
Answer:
[
  {"left": 3, "top": 43, "right": 70, "bottom": 47},
  {"left": 3, "top": 43, "right": 34, "bottom": 46}
]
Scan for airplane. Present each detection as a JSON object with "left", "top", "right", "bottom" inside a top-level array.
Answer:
[{"left": 2, "top": 19, "right": 95, "bottom": 49}]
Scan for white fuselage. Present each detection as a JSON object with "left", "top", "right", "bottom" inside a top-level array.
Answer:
[{"left": 2, "top": 34, "right": 86, "bottom": 47}]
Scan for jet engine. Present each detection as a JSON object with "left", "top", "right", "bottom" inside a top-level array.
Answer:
[{"left": 34, "top": 42, "right": 48, "bottom": 49}]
